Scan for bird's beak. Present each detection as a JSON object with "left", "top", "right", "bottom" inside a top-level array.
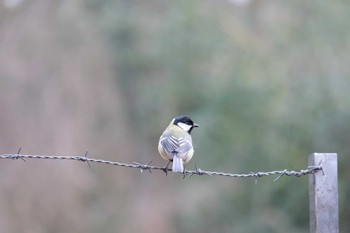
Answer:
[{"left": 193, "top": 123, "right": 199, "bottom": 128}]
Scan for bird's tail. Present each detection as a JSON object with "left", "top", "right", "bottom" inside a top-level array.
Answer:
[{"left": 172, "top": 156, "right": 184, "bottom": 173}]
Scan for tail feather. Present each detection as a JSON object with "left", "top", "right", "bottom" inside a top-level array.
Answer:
[{"left": 172, "top": 156, "right": 184, "bottom": 173}]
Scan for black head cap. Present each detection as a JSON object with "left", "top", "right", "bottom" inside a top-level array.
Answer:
[{"left": 173, "top": 115, "right": 199, "bottom": 134}]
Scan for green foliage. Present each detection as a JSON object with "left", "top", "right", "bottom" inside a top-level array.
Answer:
[{"left": 86, "top": 0, "right": 350, "bottom": 232}]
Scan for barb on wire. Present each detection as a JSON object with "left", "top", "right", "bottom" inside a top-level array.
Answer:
[
  {"left": 81, "top": 150, "right": 91, "bottom": 168},
  {"left": 0, "top": 153, "right": 322, "bottom": 180},
  {"left": 11, "top": 147, "right": 26, "bottom": 162},
  {"left": 133, "top": 161, "right": 153, "bottom": 173}
]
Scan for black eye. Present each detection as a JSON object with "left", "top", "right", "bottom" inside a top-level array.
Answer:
[{"left": 185, "top": 119, "right": 193, "bottom": 125}]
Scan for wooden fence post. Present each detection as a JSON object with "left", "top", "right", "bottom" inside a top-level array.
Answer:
[{"left": 309, "top": 153, "right": 339, "bottom": 233}]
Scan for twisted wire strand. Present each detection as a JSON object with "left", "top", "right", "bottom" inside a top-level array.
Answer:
[{"left": 0, "top": 153, "right": 322, "bottom": 180}]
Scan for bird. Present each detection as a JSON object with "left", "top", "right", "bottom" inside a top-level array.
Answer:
[{"left": 158, "top": 116, "right": 199, "bottom": 173}]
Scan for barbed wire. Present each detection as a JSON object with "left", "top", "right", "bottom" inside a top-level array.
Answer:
[{"left": 0, "top": 151, "right": 322, "bottom": 181}]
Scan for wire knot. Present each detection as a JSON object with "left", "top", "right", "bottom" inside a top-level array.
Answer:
[
  {"left": 133, "top": 161, "right": 153, "bottom": 173},
  {"left": 194, "top": 165, "right": 205, "bottom": 176},
  {"left": 77, "top": 151, "right": 91, "bottom": 167},
  {"left": 10, "top": 147, "right": 26, "bottom": 162}
]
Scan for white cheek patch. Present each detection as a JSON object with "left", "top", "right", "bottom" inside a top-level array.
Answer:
[{"left": 177, "top": 122, "right": 192, "bottom": 132}]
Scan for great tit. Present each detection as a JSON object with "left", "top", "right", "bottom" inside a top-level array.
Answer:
[{"left": 158, "top": 116, "right": 199, "bottom": 173}]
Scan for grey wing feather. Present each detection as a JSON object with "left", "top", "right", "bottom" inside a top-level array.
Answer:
[{"left": 160, "top": 136, "right": 192, "bottom": 159}]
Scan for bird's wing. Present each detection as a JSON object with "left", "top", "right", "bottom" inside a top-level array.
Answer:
[{"left": 160, "top": 136, "right": 192, "bottom": 159}]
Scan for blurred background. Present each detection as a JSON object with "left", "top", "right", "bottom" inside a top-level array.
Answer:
[{"left": 0, "top": 0, "right": 349, "bottom": 232}]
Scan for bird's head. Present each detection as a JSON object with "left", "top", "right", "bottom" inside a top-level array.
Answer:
[{"left": 172, "top": 115, "right": 199, "bottom": 134}]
